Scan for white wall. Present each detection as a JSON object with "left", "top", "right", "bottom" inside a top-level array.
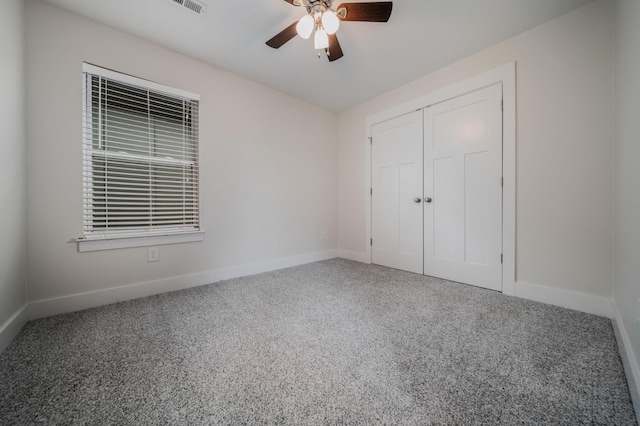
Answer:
[
  {"left": 0, "top": 0, "right": 27, "bottom": 328},
  {"left": 613, "top": 0, "right": 640, "bottom": 399},
  {"left": 338, "top": 0, "right": 614, "bottom": 298},
  {"left": 25, "top": 0, "right": 338, "bottom": 302}
]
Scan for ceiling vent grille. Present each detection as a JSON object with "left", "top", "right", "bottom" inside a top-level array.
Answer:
[{"left": 170, "top": 0, "right": 207, "bottom": 16}]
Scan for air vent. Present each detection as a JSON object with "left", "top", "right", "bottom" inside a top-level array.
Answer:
[{"left": 170, "top": 0, "right": 207, "bottom": 16}]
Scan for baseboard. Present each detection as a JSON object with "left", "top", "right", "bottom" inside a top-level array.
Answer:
[
  {"left": 338, "top": 249, "right": 369, "bottom": 263},
  {"left": 206, "top": 249, "right": 339, "bottom": 283},
  {"left": 612, "top": 301, "right": 640, "bottom": 421},
  {"left": 0, "top": 305, "right": 29, "bottom": 353},
  {"left": 514, "top": 281, "right": 613, "bottom": 318},
  {"left": 29, "top": 249, "right": 339, "bottom": 320}
]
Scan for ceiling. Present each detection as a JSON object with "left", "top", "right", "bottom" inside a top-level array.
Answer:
[{"left": 42, "top": 0, "right": 595, "bottom": 112}]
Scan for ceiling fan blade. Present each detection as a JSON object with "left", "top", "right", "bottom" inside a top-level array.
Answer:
[
  {"left": 337, "top": 2, "right": 393, "bottom": 22},
  {"left": 266, "top": 21, "right": 298, "bottom": 49},
  {"left": 325, "top": 34, "right": 344, "bottom": 62},
  {"left": 283, "top": 0, "right": 304, "bottom": 5}
]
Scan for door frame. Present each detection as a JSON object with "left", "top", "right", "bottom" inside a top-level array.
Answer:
[{"left": 364, "top": 62, "right": 516, "bottom": 296}]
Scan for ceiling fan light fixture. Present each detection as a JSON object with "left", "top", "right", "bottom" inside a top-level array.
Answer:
[
  {"left": 314, "top": 28, "right": 329, "bottom": 49},
  {"left": 266, "top": 0, "right": 394, "bottom": 62},
  {"left": 296, "top": 14, "right": 314, "bottom": 39},
  {"left": 322, "top": 10, "right": 340, "bottom": 35}
]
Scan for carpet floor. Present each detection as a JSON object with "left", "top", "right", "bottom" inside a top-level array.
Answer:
[{"left": 0, "top": 259, "right": 636, "bottom": 425}]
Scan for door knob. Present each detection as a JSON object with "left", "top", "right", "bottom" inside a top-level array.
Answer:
[
  {"left": 424, "top": 197, "right": 432, "bottom": 203},
  {"left": 414, "top": 197, "right": 422, "bottom": 203}
]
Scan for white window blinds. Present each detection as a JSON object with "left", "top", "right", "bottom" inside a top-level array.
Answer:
[{"left": 82, "top": 64, "right": 200, "bottom": 239}]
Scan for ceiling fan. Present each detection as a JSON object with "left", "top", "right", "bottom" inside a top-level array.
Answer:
[{"left": 266, "top": 0, "right": 393, "bottom": 62}]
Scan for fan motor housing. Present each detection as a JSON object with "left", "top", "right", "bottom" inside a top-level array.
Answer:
[{"left": 305, "top": 0, "right": 333, "bottom": 13}]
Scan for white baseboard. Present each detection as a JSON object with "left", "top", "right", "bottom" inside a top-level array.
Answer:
[
  {"left": 338, "top": 249, "right": 369, "bottom": 263},
  {"left": 514, "top": 281, "right": 613, "bottom": 318},
  {"left": 0, "top": 305, "right": 29, "bottom": 353},
  {"left": 612, "top": 301, "right": 640, "bottom": 420},
  {"left": 29, "top": 249, "right": 339, "bottom": 320},
  {"left": 207, "top": 249, "right": 339, "bottom": 283}
]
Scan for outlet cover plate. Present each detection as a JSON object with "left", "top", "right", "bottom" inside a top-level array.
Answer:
[{"left": 148, "top": 247, "right": 159, "bottom": 262}]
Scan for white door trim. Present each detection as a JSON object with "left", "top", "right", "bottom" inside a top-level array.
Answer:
[{"left": 365, "top": 62, "right": 516, "bottom": 296}]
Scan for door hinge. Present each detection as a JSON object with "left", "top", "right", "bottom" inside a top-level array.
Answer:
[
  {"left": 501, "top": 254, "right": 503, "bottom": 264},
  {"left": 501, "top": 99, "right": 503, "bottom": 111},
  {"left": 370, "top": 238, "right": 373, "bottom": 246},
  {"left": 370, "top": 188, "right": 373, "bottom": 196},
  {"left": 368, "top": 137, "right": 372, "bottom": 145},
  {"left": 501, "top": 177, "right": 504, "bottom": 188}
]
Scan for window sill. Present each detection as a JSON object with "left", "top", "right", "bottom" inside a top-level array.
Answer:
[{"left": 74, "top": 231, "right": 204, "bottom": 252}]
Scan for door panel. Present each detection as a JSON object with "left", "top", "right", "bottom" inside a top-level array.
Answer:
[
  {"left": 377, "top": 166, "right": 394, "bottom": 251},
  {"left": 465, "top": 151, "right": 490, "bottom": 266},
  {"left": 424, "top": 84, "right": 503, "bottom": 291},
  {"left": 371, "top": 111, "right": 423, "bottom": 274},
  {"left": 433, "top": 156, "right": 460, "bottom": 261}
]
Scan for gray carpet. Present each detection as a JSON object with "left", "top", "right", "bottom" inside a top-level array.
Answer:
[{"left": 0, "top": 258, "right": 636, "bottom": 425}]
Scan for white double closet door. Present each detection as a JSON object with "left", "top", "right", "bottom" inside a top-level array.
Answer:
[{"left": 371, "top": 84, "right": 503, "bottom": 291}]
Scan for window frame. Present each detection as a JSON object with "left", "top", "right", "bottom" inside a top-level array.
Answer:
[{"left": 77, "top": 63, "right": 203, "bottom": 252}]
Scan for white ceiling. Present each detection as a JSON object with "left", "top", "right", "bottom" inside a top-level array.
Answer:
[{"left": 42, "top": 0, "right": 595, "bottom": 112}]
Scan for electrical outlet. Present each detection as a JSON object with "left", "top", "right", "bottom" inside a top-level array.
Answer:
[{"left": 148, "top": 247, "right": 159, "bottom": 262}]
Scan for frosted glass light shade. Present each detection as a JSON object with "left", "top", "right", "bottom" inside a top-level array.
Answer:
[
  {"left": 314, "top": 28, "right": 329, "bottom": 49},
  {"left": 296, "top": 14, "right": 314, "bottom": 39},
  {"left": 322, "top": 11, "right": 340, "bottom": 35}
]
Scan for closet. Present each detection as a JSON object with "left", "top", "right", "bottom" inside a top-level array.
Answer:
[{"left": 371, "top": 83, "right": 503, "bottom": 291}]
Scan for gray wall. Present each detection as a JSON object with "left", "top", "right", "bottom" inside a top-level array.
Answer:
[
  {"left": 614, "top": 0, "right": 640, "bottom": 397},
  {"left": 25, "top": 0, "right": 338, "bottom": 302},
  {"left": 0, "top": 0, "right": 27, "bottom": 329},
  {"left": 338, "top": 0, "right": 614, "bottom": 299}
]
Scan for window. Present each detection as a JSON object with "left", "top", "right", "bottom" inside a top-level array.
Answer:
[{"left": 79, "top": 63, "right": 202, "bottom": 251}]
